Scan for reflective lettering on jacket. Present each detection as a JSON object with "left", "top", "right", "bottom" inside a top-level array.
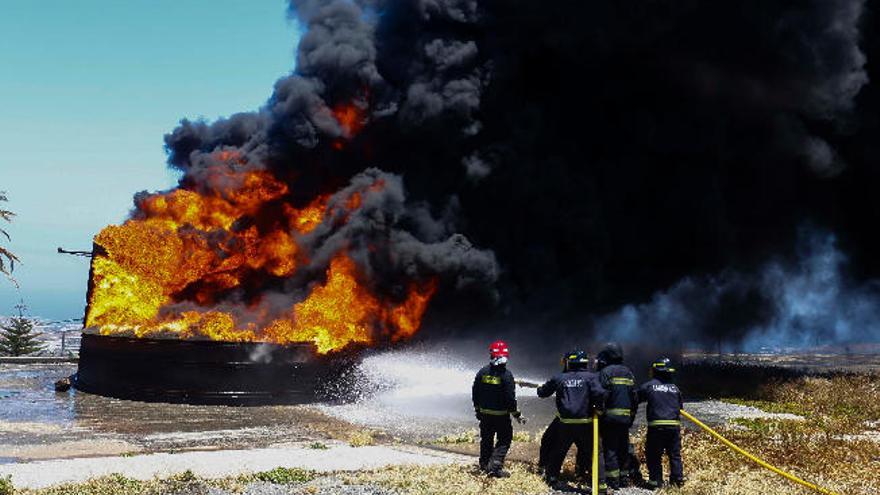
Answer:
[
  {"left": 537, "top": 370, "right": 607, "bottom": 421},
  {"left": 638, "top": 378, "right": 683, "bottom": 427}
]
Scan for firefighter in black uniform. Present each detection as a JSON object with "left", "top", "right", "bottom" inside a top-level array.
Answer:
[
  {"left": 538, "top": 352, "right": 584, "bottom": 473},
  {"left": 472, "top": 340, "right": 524, "bottom": 477},
  {"left": 596, "top": 342, "right": 637, "bottom": 489},
  {"left": 637, "top": 357, "right": 684, "bottom": 490},
  {"left": 537, "top": 350, "right": 608, "bottom": 492}
]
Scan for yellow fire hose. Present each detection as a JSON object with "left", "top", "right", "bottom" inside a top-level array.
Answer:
[
  {"left": 592, "top": 411, "right": 599, "bottom": 494},
  {"left": 680, "top": 409, "right": 840, "bottom": 495}
]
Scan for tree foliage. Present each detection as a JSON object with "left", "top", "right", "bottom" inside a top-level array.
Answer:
[
  {"left": 0, "top": 303, "right": 44, "bottom": 356},
  {"left": 0, "top": 191, "right": 18, "bottom": 284}
]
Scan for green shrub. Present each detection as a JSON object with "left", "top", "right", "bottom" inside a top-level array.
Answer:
[
  {"left": 33, "top": 474, "right": 142, "bottom": 495},
  {"left": 0, "top": 475, "right": 13, "bottom": 495},
  {"left": 434, "top": 429, "right": 478, "bottom": 444},
  {"left": 731, "top": 417, "right": 778, "bottom": 435},
  {"left": 251, "top": 467, "right": 314, "bottom": 484},
  {"left": 348, "top": 430, "right": 375, "bottom": 447}
]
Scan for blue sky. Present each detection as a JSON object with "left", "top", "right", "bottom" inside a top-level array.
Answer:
[{"left": 0, "top": 1, "right": 298, "bottom": 318}]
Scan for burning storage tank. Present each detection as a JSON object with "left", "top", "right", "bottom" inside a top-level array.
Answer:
[
  {"left": 74, "top": 333, "right": 323, "bottom": 405},
  {"left": 69, "top": 0, "right": 502, "bottom": 403},
  {"left": 71, "top": 162, "right": 491, "bottom": 405}
]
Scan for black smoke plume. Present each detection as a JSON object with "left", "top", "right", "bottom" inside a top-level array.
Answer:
[{"left": 160, "top": 0, "right": 880, "bottom": 347}]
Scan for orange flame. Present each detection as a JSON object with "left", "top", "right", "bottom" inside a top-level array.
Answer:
[
  {"left": 85, "top": 161, "right": 436, "bottom": 354},
  {"left": 333, "top": 103, "right": 365, "bottom": 137}
]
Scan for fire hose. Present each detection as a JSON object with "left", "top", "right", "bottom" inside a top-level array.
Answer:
[
  {"left": 680, "top": 409, "right": 840, "bottom": 495},
  {"left": 592, "top": 411, "right": 599, "bottom": 495}
]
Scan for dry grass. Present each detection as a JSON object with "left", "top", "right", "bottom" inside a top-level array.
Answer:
[
  {"left": 348, "top": 429, "right": 376, "bottom": 447},
  {"left": 16, "top": 468, "right": 314, "bottom": 495},
  {"left": 346, "top": 462, "right": 548, "bottom": 495},
  {"left": 16, "top": 471, "right": 249, "bottom": 495},
  {"left": 434, "top": 429, "right": 480, "bottom": 444},
  {"left": 433, "top": 429, "right": 532, "bottom": 445},
  {"left": 391, "top": 375, "right": 879, "bottom": 494},
  {"left": 666, "top": 373, "right": 880, "bottom": 495}
]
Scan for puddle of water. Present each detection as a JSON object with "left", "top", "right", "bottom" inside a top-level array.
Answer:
[{"left": 0, "top": 390, "right": 21, "bottom": 399}]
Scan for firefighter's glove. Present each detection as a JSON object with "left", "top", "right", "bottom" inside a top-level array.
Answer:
[{"left": 512, "top": 411, "right": 527, "bottom": 425}]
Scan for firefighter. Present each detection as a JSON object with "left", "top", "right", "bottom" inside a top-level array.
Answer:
[
  {"left": 537, "top": 350, "right": 607, "bottom": 492},
  {"left": 538, "top": 352, "right": 587, "bottom": 474},
  {"left": 637, "top": 357, "right": 684, "bottom": 490},
  {"left": 472, "top": 340, "right": 524, "bottom": 477},
  {"left": 596, "top": 342, "right": 637, "bottom": 489}
]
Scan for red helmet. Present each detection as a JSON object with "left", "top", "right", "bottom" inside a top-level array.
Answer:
[{"left": 489, "top": 340, "right": 510, "bottom": 359}]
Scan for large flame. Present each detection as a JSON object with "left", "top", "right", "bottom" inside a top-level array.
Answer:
[{"left": 85, "top": 156, "right": 436, "bottom": 353}]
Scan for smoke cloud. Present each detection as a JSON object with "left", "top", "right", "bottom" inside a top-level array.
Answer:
[{"left": 148, "top": 0, "right": 880, "bottom": 347}]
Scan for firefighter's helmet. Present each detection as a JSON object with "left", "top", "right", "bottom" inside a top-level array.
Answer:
[
  {"left": 564, "top": 350, "right": 591, "bottom": 370},
  {"left": 489, "top": 340, "right": 509, "bottom": 366},
  {"left": 596, "top": 342, "right": 624, "bottom": 369},
  {"left": 650, "top": 357, "right": 676, "bottom": 378}
]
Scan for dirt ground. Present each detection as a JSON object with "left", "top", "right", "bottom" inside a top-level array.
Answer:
[{"left": 2, "top": 353, "right": 879, "bottom": 494}]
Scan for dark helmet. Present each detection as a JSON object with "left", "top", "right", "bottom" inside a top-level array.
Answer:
[
  {"left": 596, "top": 342, "right": 624, "bottom": 369},
  {"left": 650, "top": 357, "right": 676, "bottom": 379},
  {"left": 564, "top": 350, "right": 591, "bottom": 370}
]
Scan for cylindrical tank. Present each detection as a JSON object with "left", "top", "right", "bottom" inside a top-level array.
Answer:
[{"left": 74, "top": 333, "right": 323, "bottom": 405}]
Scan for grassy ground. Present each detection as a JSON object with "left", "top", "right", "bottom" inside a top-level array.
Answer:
[
  {"left": 9, "top": 469, "right": 314, "bottom": 495},
  {"left": 346, "top": 463, "right": 548, "bottom": 495},
  {"left": 6, "top": 373, "right": 879, "bottom": 495},
  {"left": 677, "top": 373, "right": 880, "bottom": 495}
]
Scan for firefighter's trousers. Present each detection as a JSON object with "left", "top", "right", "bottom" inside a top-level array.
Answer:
[
  {"left": 540, "top": 418, "right": 589, "bottom": 472},
  {"left": 545, "top": 420, "right": 605, "bottom": 484},
  {"left": 479, "top": 414, "right": 512, "bottom": 471},
  {"left": 645, "top": 426, "right": 683, "bottom": 487},
  {"left": 600, "top": 420, "right": 631, "bottom": 487}
]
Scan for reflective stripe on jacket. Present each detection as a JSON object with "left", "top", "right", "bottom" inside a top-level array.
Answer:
[
  {"left": 599, "top": 363, "right": 638, "bottom": 425},
  {"left": 472, "top": 364, "right": 517, "bottom": 416}
]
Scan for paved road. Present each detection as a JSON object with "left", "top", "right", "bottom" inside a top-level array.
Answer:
[{"left": 0, "top": 441, "right": 469, "bottom": 489}]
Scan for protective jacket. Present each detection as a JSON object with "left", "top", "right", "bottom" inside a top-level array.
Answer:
[
  {"left": 537, "top": 370, "right": 606, "bottom": 422},
  {"left": 472, "top": 364, "right": 517, "bottom": 416},
  {"left": 637, "top": 378, "right": 683, "bottom": 427},
  {"left": 599, "top": 363, "right": 637, "bottom": 425}
]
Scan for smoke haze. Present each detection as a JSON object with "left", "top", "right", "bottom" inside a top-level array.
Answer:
[{"left": 595, "top": 228, "right": 880, "bottom": 349}]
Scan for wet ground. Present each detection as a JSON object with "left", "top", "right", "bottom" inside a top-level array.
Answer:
[
  {"left": 0, "top": 355, "right": 560, "bottom": 463},
  {"left": 0, "top": 363, "right": 358, "bottom": 462}
]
